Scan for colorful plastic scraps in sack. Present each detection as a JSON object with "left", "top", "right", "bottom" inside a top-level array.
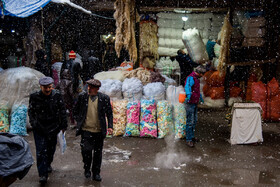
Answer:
[
  {"left": 124, "top": 101, "right": 140, "bottom": 137},
  {"left": 157, "top": 101, "right": 173, "bottom": 138},
  {"left": 173, "top": 103, "right": 186, "bottom": 139},
  {"left": 0, "top": 106, "right": 9, "bottom": 132},
  {"left": 9, "top": 105, "right": 28, "bottom": 136},
  {"left": 140, "top": 99, "right": 157, "bottom": 138},
  {"left": 112, "top": 100, "right": 128, "bottom": 136}
]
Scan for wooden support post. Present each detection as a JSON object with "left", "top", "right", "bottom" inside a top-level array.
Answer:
[
  {"left": 225, "top": 66, "right": 231, "bottom": 107},
  {"left": 134, "top": 0, "right": 140, "bottom": 69}
]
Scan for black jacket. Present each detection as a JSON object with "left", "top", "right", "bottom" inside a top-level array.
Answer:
[
  {"left": 60, "top": 59, "right": 81, "bottom": 94},
  {"left": 74, "top": 92, "right": 113, "bottom": 138},
  {"left": 28, "top": 90, "right": 68, "bottom": 136},
  {"left": 81, "top": 56, "right": 102, "bottom": 82},
  {"left": 176, "top": 53, "right": 198, "bottom": 86},
  {"left": 34, "top": 50, "right": 50, "bottom": 76}
]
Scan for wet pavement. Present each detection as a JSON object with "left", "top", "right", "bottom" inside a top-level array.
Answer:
[{"left": 12, "top": 108, "right": 280, "bottom": 186}]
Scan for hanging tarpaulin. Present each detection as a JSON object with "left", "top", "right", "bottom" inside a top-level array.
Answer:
[
  {"left": 51, "top": 0, "right": 91, "bottom": 15},
  {"left": 0, "top": 0, "right": 51, "bottom": 18},
  {"left": 0, "top": 0, "right": 109, "bottom": 19}
]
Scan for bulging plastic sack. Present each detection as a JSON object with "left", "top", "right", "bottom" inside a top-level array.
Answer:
[
  {"left": 143, "top": 82, "right": 165, "bottom": 101},
  {"left": 122, "top": 78, "right": 143, "bottom": 101},
  {"left": 99, "top": 79, "right": 123, "bottom": 100},
  {"left": 9, "top": 104, "right": 28, "bottom": 136},
  {"left": 124, "top": 101, "right": 140, "bottom": 137},
  {"left": 182, "top": 28, "right": 209, "bottom": 63},
  {"left": 112, "top": 100, "right": 128, "bottom": 136},
  {"left": 0, "top": 67, "right": 44, "bottom": 109}
]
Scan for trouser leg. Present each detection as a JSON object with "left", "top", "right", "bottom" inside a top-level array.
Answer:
[
  {"left": 81, "top": 131, "right": 93, "bottom": 172},
  {"left": 46, "top": 134, "right": 57, "bottom": 167},
  {"left": 92, "top": 133, "right": 104, "bottom": 175},
  {"left": 185, "top": 104, "right": 195, "bottom": 142},
  {"left": 33, "top": 132, "right": 48, "bottom": 177},
  {"left": 193, "top": 104, "right": 198, "bottom": 137},
  {"left": 82, "top": 149, "right": 92, "bottom": 172}
]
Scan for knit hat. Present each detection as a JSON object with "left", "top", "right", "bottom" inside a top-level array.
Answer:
[
  {"left": 69, "top": 50, "right": 76, "bottom": 59},
  {"left": 194, "top": 65, "right": 206, "bottom": 74}
]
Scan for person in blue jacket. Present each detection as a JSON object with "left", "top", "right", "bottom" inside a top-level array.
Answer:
[{"left": 184, "top": 65, "right": 206, "bottom": 148}]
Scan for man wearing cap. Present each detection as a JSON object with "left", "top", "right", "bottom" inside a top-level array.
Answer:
[
  {"left": 28, "top": 76, "right": 68, "bottom": 184},
  {"left": 74, "top": 78, "right": 113, "bottom": 181},
  {"left": 184, "top": 65, "right": 206, "bottom": 148}
]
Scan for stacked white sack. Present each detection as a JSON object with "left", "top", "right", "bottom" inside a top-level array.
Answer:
[
  {"left": 0, "top": 67, "right": 44, "bottom": 108},
  {"left": 161, "top": 74, "right": 177, "bottom": 88},
  {"left": 166, "top": 85, "right": 185, "bottom": 105},
  {"left": 204, "top": 97, "right": 225, "bottom": 108},
  {"left": 182, "top": 28, "right": 209, "bottom": 63},
  {"left": 122, "top": 78, "right": 143, "bottom": 100},
  {"left": 143, "top": 82, "right": 166, "bottom": 101},
  {"left": 155, "top": 57, "right": 180, "bottom": 76},
  {"left": 94, "top": 71, "right": 125, "bottom": 81},
  {"left": 99, "top": 79, "right": 123, "bottom": 100}
]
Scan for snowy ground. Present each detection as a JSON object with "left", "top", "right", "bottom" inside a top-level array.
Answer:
[{"left": 12, "top": 108, "right": 280, "bottom": 186}]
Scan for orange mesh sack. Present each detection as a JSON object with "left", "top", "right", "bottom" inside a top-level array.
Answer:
[
  {"left": 246, "top": 74, "right": 258, "bottom": 101},
  {"left": 210, "top": 86, "right": 225, "bottom": 99},
  {"left": 269, "top": 95, "right": 280, "bottom": 121},
  {"left": 203, "top": 70, "right": 214, "bottom": 83},
  {"left": 203, "top": 84, "right": 211, "bottom": 97},
  {"left": 251, "top": 81, "right": 267, "bottom": 120},
  {"left": 207, "top": 71, "right": 225, "bottom": 87},
  {"left": 267, "top": 78, "right": 280, "bottom": 121},
  {"left": 120, "top": 62, "right": 133, "bottom": 71},
  {"left": 259, "top": 101, "right": 268, "bottom": 120},
  {"left": 230, "top": 86, "right": 242, "bottom": 97},
  {"left": 267, "top": 78, "right": 280, "bottom": 96},
  {"left": 251, "top": 81, "right": 267, "bottom": 102}
]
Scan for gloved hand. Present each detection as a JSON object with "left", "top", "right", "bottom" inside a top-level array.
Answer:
[{"left": 185, "top": 95, "right": 191, "bottom": 103}]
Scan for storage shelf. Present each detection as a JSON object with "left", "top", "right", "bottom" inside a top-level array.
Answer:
[{"left": 227, "top": 58, "right": 276, "bottom": 66}]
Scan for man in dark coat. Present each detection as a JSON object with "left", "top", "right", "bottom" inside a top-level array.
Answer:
[
  {"left": 28, "top": 77, "right": 67, "bottom": 184},
  {"left": 74, "top": 79, "right": 113, "bottom": 182},
  {"left": 34, "top": 50, "right": 50, "bottom": 76},
  {"left": 81, "top": 50, "right": 102, "bottom": 82},
  {"left": 176, "top": 49, "right": 198, "bottom": 86}
]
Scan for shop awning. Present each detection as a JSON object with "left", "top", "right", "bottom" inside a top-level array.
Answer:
[
  {"left": 0, "top": 0, "right": 51, "bottom": 18},
  {"left": 0, "top": 0, "right": 92, "bottom": 18}
]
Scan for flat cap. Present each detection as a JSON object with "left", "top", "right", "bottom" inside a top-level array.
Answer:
[
  {"left": 86, "top": 79, "right": 101, "bottom": 87},
  {"left": 39, "top": 77, "right": 54, "bottom": 86}
]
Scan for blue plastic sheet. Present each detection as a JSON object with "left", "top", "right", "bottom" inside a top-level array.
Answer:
[{"left": 1, "top": 0, "right": 51, "bottom": 18}]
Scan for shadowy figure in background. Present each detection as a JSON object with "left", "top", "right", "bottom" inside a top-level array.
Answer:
[
  {"left": 103, "top": 43, "right": 119, "bottom": 71},
  {"left": 28, "top": 77, "right": 67, "bottom": 184},
  {"left": 60, "top": 50, "right": 82, "bottom": 127},
  {"left": 35, "top": 49, "right": 50, "bottom": 76},
  {"left": 176, "top": 49, "right": 198, "bottom": 87},
  {"left": 81, "top": 49, "right": 102, "bottom": 83}
]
